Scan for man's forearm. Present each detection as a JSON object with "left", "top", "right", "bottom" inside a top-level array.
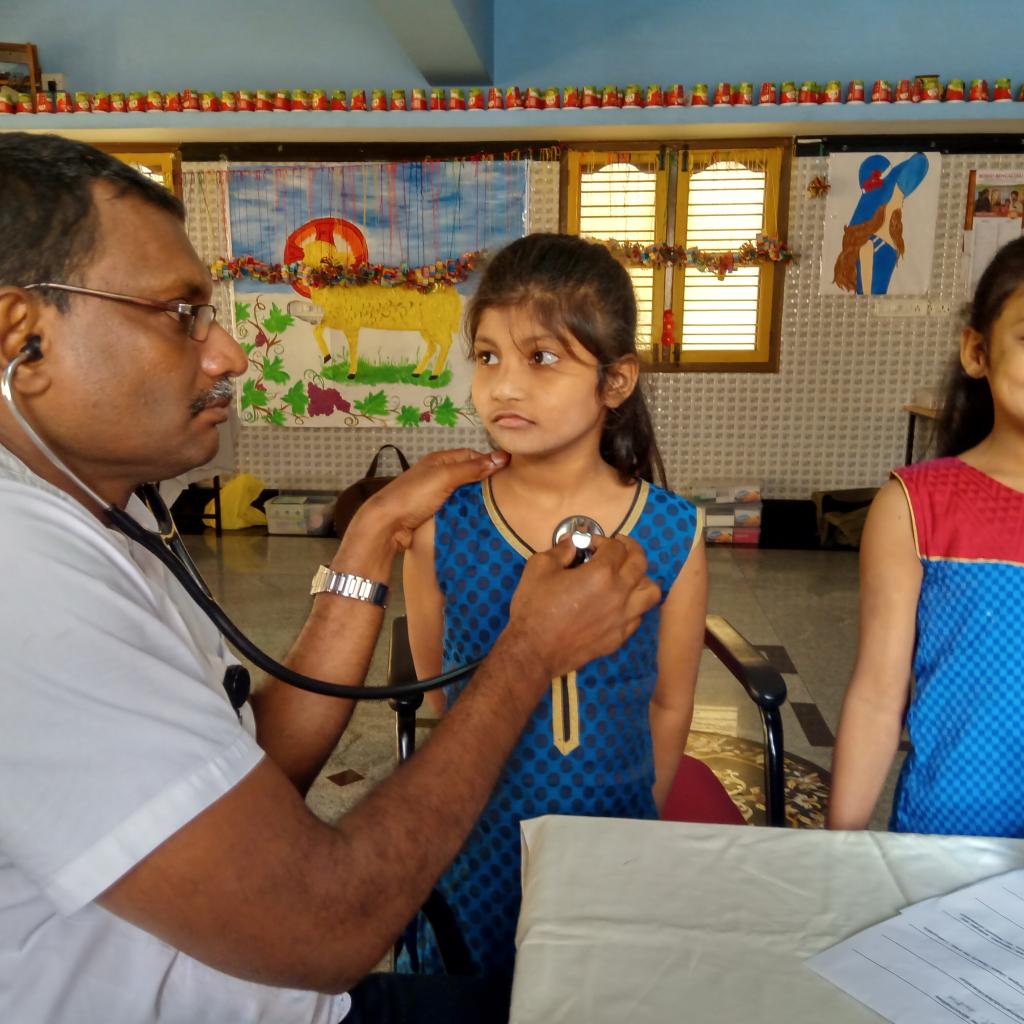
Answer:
[
  {"left": 250, "top": 522, "right": 396, "bottom": 792},
  {"left": 318, "top": 625, "right": 548, "bottom": 985}
]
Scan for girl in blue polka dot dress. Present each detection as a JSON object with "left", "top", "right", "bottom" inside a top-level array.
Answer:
[{"left": 401, "top": 233, "right": 708, "bottom": 978}]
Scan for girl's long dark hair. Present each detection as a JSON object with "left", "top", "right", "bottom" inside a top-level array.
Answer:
[
  {"left": 936, "top": 236, "right": 1024, "bottom": 456},
  {"left": 465, "top": 233, "right": 667, "bottom": 486}
]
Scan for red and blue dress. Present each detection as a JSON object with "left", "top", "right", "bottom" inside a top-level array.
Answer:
[{"left": 891, "top": 457, "right": 1024, "bottom": 837}]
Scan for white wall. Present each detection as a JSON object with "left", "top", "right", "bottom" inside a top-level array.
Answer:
[{"left": 7, "top": 0, "right": 1021, "bottom": 95}]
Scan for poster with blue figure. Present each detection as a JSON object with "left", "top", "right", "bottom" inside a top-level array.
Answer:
[
  {"left": 225, "top": 160, "right": 528, "bottom": 427},
  {"left": 820, "top": 152, "right": 941, "bottom": 297}
]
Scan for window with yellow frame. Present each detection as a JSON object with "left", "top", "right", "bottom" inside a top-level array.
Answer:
[
  {"left": 565, "top": 148, "right": 668, "bottom": 351},
  {"left": 565, "top": 142, "right": 788, "bottom": 371},
  {"left": 102, "top": 149, "right": 181, "bottom": 197}
]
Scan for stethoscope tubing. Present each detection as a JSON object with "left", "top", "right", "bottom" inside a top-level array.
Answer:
[
  {"left": 109, "top": 500, "right": 483, "bottom": 700},
  {"left": 3, "top": 348, "right": 479, "bottom": 701}
]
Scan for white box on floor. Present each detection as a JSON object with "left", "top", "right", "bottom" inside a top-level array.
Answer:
[
  {"left": 705, "top": 513, "right": 736, "bottom": 527},
  {"left": 265, "top": 493, "right": 337, "bottom": 536},
  {"left": 703, "top": 502, "right": 736, "bottom": 527}
]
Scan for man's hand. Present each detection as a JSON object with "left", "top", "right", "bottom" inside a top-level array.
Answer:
[
  {"left": 506, "top": 534, "right": 660, "bottom": 688},
  {"left": 344, "top": 448, "right": 508, "bottom": 557}
]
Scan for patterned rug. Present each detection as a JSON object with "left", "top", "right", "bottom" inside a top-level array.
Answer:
[{"left": 685, "top": 731, "right": 831, "bottom": 828}]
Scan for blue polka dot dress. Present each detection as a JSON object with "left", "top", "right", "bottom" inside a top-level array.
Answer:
[
  {"left": 400, "top": 477, "right": 699, "bottom": 976},
  {"left": 890, "top": 458, "right": 1024, "bottom": 838}
]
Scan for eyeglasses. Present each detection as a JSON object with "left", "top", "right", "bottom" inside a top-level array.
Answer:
[{"left": 24, "top": 283, "right": 218, "bottom": 342}]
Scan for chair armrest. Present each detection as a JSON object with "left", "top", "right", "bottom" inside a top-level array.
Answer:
[
  {"left": 704, "top": 613, "right": 789, "bottom": 827},
  {"left": 388, "top": 615, "right": 416, "bottom": 686},
  {"left": 703, "top": 614, "right": 787, "bottom": 710}
]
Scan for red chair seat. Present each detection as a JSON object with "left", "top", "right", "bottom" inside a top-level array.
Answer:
[{"left": 660, "top": 754, "right": 745, "bottom": 825}]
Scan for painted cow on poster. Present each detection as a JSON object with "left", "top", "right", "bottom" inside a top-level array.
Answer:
[{"left": 286, "top": 218, "right": 461, "bottom": 381}]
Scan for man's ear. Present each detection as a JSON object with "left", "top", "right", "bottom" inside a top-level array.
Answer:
[
  {"left": 960, "top": 326, "right": 987, "bottom": 380},
  {"left": 602, "top": 354, "right": 639, "bottom": 410},
  {"left": 0, "top": 288, "right": 52, "bottom": 396}
]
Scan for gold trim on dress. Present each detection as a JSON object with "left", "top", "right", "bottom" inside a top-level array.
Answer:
[
  {"left": 482, "top": 477, "right": 533, "bottom": 559},
  {"left": 923, "top": 554, "right": 1024, "bottom": 569},
  {"left": 481, "top": 476, "right": 648, "bottom": 757},
  {"left": 890, "top": 470, "right": 922, "bottom": 561},
  {"left": 617, "top": 478, "right": 648, "bottom": 536},
  {"left": 688, "top": 505, "right": 705, "bottom": 556},
  {"left": 551, "top": 671, "right": 580, "bottom": 756}
]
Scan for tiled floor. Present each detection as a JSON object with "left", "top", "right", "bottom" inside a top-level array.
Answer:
[{"left": 183, "top": 534, "right": 904, "bottom": 831}]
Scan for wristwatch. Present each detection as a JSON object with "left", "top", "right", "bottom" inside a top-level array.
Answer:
[{"left": 310, "top": 565, "right": 389, "bottom": 607}]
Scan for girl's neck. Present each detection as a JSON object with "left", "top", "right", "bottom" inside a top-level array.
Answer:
[
  {"left": 489, "top": 449, "right": 637, "bottom": 553},
  {"left": 962, "top": 425, "right": 1024, "bottom": 482},
  {"left": 498, "top": 448, "right": 624, "bottom": 503}
]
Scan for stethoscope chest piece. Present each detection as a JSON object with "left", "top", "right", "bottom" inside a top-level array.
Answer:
[
  {"left": 222, "top": 664, "right": 251, "bottom": 712},
  {"left": 552, "top": 515, "right": 605, "bottom": 566}
]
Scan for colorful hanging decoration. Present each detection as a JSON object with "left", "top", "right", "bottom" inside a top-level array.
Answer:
[
  {"left": 806, "top": 175, "right": 831, "bottom": 199},
  {"left": 595, "top": 234, "right": 797, "bottom": 280},
  {"left": 210, "top": 252, "right": 481, "bottom": 293},
  {"left": 10, "top": 77, "right": 1024, "bottom": 116}
]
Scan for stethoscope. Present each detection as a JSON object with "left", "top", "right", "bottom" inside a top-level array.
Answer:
[{"left": 1, "top": 337, "right": 604, "bottom": 711}]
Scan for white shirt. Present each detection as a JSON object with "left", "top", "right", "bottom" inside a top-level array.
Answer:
[{"left": 0, "top": 446, "right": 349, "bottom": 1023}]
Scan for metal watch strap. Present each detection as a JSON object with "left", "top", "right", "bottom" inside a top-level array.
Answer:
[{"left": 310, "top": 565, "right": 389, "bottom": 607}]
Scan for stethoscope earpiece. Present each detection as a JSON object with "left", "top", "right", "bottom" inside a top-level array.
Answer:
[
  {"left": 21, "top": 335, "right": 43, "bottom": 362},
  {"left": 552, "top": 515, "right": 605, "bottom": 566}
]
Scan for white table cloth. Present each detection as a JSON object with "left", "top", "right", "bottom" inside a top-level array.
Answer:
[{"left": 510, "top": 817, "right": 1024, "bottom": 1024}]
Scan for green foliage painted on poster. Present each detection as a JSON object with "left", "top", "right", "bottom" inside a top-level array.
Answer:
[
  {"left": 320, "top": 359, "right": 452, "bottom": 388},
  {"left": 397, "top": 405, "right": 422, "bottom": 427},
  {"left": 234, "top": 301, "right": 251, "bottom": 324},
  {"left": 263, "top": 303, "right": 294, "bottom": 335},
  {"left": 241, "top": 378, "right": 268, "bottom": 409},
  {"left": 433, "top": 397, "right": 459, "bottom": 427},
  {"left": 320, "top": 362, "right": 352, "bottom": 383},
  {"left": 261, "top": 354, "right": 290, "bottom": 384},
  {"left": 355, "top": 390, "right": 389, "bottom": 418},
  {"left": 282, "top": 380, "right": 309, "bottom": 417}
]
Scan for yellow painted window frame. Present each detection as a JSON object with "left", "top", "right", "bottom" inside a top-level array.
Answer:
[
  {"left": 671, "top": 143, "right": 784, "bottom": 370},
  {"left": 101, "top": 148, "right": 182, "bottom": 196},
  {"left": 564, "top": 147, "right": 669, "bottom": 354}
]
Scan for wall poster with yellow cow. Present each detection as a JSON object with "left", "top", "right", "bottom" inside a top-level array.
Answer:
[{"left": 223, "top": 160, "right": 529, "bottom": 427}]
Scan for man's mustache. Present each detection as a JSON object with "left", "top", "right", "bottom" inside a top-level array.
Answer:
[{"left": 190, "top": 378, "right": 235, "bottom": 416}]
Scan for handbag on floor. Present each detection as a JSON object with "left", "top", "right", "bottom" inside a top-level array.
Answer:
[{"left": 334, "top": 444, "right": 411, "bottom": 538}]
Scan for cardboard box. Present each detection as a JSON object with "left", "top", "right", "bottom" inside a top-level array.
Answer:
[
  {"left": 265, "top": 493, "right": 337, "bottom": 536},
  {"left": 733, "top": 527, "right": 761, "bottom": 545},
  {"left": 691, "top": 481, "right": 762, "bottom": 504},
  {"left": 705, "top": 512, "right": 736, "bottom": 527},
  {"left": 704, "top": 526, "right": 734, "bottom": 545},
  {"left": 721, "top": 483, "right": 761, "bottom": 504},
  {"left": 689, "top": 483, "right": 719, "bottom": 503},
  {"left": 734, "top": 502, "right": 763, "bottom": 527}
]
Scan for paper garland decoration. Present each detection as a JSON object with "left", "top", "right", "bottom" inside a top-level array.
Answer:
[
  {"left": 210, "top": 253, "right": 481, "bottom": 293},
  {"left": 595, "top": 234, "right": 797, "bottom": 280},
  {"left": 213, "top": 235, "right": 796, "bottom": 290},
  {"left": 806, "top": 175, "right": 831, "bottom": 198}
]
